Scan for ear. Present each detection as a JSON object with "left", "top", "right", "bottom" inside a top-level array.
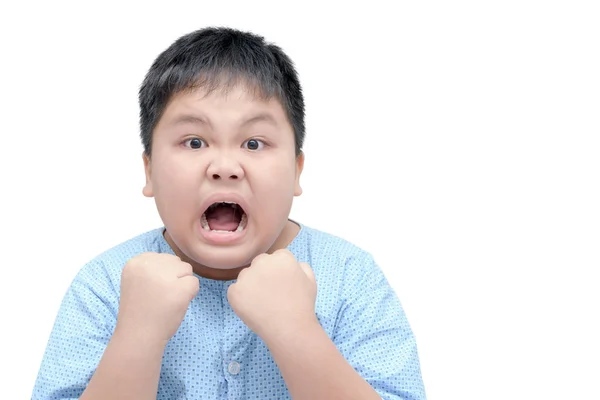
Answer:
[
  {"left": 294, "top": 152, "right": 305, "bottom": 197},
  {"left": 142, "top": 152, "right": 154, "bottom": 197}
]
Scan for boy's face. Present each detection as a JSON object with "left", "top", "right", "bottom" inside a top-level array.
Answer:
[{"left": 142, "top": 84, "right": 303, "bottom": 276}]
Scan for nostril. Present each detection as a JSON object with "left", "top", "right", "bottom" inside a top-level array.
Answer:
[{"left": 209, "top": 173, "right": 240, "bottom": 180}]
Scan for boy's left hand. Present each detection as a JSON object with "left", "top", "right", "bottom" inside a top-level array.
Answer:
[{"left": 227, "top": 249, "right": 318, "bottom": 341}]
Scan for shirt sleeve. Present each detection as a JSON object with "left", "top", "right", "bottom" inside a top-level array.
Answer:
[
  {"left": 31, "top": 261, "right": 119, "bottom": 400},
  {"left": 332, "top": 253, "right": 427, "bottom": 400}
]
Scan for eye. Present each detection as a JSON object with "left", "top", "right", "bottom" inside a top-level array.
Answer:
[
  {"left": 243, "top": 139, "right": 265, "bottom": 151},
  {"left": 183, "top": 138, "right": 206, "bottom": 149}
]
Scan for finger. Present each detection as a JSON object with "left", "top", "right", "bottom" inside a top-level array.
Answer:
[
  {"left": 251, "top": 252, "right": 269, "bottom": 264},
  {"left": 299, "top": 262, "right": 315, "bottom": 282},
  {"left": 174, "top": 261, "right": 194, "bottom": 278},
  {"left": 236, "top": 266, "right": 249, "bottom": 281},
  {"left": 226, "top": 283, "right": 237, "bottom": 304},
  {"left": 139, "top": 253, "right": 189, "bottom": 275},
  {"left": 180, "top": 275, "right": 200, "bottom": 297}
]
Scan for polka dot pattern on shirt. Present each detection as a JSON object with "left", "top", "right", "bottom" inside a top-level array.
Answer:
[{"left": 32, "top": 224, "right": 426, "bottom": 400}]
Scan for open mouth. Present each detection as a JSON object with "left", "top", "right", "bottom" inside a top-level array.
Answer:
[{"left": 200, "top": 201, "right": 248, "bottom": 233}]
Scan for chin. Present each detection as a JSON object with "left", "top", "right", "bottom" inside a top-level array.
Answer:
[{"left": 188, "top": 244, "right": 259, "bottom": 270}]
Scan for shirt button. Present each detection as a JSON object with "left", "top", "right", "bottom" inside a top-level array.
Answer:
[{"left": 228, "top": 361, "right": 241, "bottom": 375}]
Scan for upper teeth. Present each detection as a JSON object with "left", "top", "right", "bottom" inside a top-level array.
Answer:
[{"left": 208, "top": 202, "right": 238, "bottom": 210}]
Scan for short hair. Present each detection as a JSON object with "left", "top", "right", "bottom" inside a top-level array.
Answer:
[{"left": 139, "top": 27, "right": 305, "bottom": 157}]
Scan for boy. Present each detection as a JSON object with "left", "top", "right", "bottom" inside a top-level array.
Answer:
[{"left": 32, "top": 27, "right": 426, "bottom": 399}]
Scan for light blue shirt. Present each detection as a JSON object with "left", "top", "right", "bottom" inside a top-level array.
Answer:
[{"left": 32, "top": 223, "right": 426, "bottom": 399}]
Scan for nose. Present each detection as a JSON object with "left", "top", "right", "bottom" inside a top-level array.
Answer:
[{"left": 206, "top": 153, "right": 245, "bottom": 181}]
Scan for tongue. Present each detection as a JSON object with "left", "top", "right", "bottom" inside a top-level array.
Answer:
[{"left": 207, "top": 206, "right": 240, "bottom": 231}]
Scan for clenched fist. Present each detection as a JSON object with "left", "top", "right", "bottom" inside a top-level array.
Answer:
[
  {"left": 227, "top": 249, "right": 318, "bottom": 342},
  {"left": 115, "top": 253, "right": 199, "bottom": 344}
]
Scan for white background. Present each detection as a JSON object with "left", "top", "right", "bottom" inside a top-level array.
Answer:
[{"left": 1, "top": 1, "right": 598, "bottom": 399}]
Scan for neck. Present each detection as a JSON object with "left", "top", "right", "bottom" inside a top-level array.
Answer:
[{"left": 163, "top": 219, "right": 300, "bottom": 281}]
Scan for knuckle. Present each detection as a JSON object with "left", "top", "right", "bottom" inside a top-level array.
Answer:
[
  {"left": 181, "top": 261, "right": 193, "bottom": 272},
  {"left": 190, "top": 278, "right": 200, "bottom": 292},
  {"left": 226, "top": 285, "right": 236, "bottom": 300},
  {"left": 276, "top": 248, "right": 293, "bottom": 259},
  {"left": 237, "top": 267, "right": 251, "bottom": 280},
  {"left": 252, "top": 253, "right": 268, "bottom": 263}
]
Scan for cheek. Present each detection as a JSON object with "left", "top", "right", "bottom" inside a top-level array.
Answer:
[
  {"left": 254, "top": 166, "right": 297, "bottom": 202},
  {"left": 152, "top": 160, "right": 200, "bottom": 206},
  {"left": 154, "top": 176, "right": 198, "bottom": 228}
]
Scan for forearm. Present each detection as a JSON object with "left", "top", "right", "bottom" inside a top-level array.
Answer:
[
  {"left": 80, "top": 327, "right": 166, "bottom": 400},
  {"left": 265, "top": 321, "right": 381, "bottom": 400}
]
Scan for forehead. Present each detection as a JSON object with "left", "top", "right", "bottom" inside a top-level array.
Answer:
[{"left": 159, "top": 83, "right": 288, "bottom": 126}]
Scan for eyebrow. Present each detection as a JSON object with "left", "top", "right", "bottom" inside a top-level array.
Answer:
[
  {"left": 169, "top": 115, "right": 209, "bottom": 127},
  {"left": 240, "top": 113, "right": 278, "bottom": 128},
  {"left": 168, "top": 112, "right": 278, "bottom": 129}
]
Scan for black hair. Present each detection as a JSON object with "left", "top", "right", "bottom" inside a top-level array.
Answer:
[{"left": 139, "top": 27, "right": 305, "bottom": 157}]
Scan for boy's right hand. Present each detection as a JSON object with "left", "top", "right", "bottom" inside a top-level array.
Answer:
[{"left": 115, "top": 252, "right": 199, "bottom": 344}]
